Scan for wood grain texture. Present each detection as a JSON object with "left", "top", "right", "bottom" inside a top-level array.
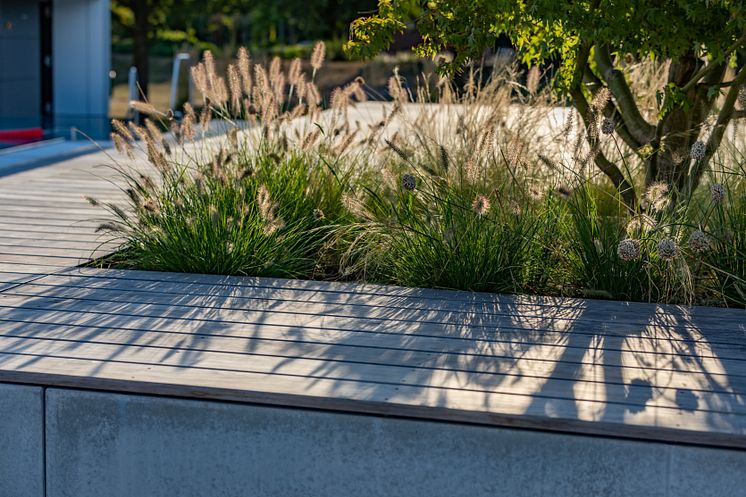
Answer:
[{"left": 0, "top": 131, "right": 745, "bottom": 450}]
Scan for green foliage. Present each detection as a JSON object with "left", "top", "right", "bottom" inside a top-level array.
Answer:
[
  {"left": 346, "top": 1, "right": 745, "bottom": 83},
  {"left": 336, "top": 154, "right": 548, "bottom": 293},
  {"left": 93, "top": 52, "right": 746, "bottom": 307},
  {"left": 103, "top": 149, "right": 345, "bottom": 278},
  {"left": 113, "top": 0, "right": 379, "bottom": 52}
]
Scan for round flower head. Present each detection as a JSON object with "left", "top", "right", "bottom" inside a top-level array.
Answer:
[
  {"left": 688, "top": 230, "right": 710, "bottom": 253},
  {"left": 691, "top": 141, "right": 706, "bottom": 161},
  {"left": 312, "top": 208, "right": 325, "bottom": 220},
  {"left": 472, "top": 194, "right": 491, "bottom": 216},
  {"left": 401, "top": 174, "right": 416, "bottom": 191},
  {"left": 617, "top": 238, "right": 641, "bottom": 261},
  {"left": 710, "top": 183, "right": 726, "bottom": 203},
  {"left": 656, "top": 238, "right": 678, "bottom": 260},
  {"left": 601, "top": 117, "right": 615, "bottom": 135}
]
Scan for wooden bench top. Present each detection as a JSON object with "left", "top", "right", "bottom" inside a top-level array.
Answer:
[{"left": 0, "top": 147, "right": 745, "bottom": 450}]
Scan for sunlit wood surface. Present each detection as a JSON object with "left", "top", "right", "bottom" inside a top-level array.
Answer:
[{"left": 0, "top": 138, "right": 745, "bottom": 450}]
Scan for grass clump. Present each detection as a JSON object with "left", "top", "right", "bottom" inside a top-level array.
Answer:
[{"left": 89, "top": 47, "right": 746, "bottom": 308}]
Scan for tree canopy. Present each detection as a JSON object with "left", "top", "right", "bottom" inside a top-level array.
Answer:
[{"left": 346, "top": 1, "right": 746, "bottom": 205}]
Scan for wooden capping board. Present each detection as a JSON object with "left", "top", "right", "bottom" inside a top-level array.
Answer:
[{"left": 0, "top": 125, "right": 745, "bottom": 451}]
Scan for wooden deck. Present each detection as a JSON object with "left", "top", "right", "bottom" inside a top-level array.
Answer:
[{"left": 0, "top": 150, "right": 745, "bottom": 449}]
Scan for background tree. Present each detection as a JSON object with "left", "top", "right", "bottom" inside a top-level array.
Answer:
[
  {"left": 113, "top": 0, "right": 174, "bottom": 98},
  {"left": 346, "top": 0, "right": 746, "bottom": 207}
]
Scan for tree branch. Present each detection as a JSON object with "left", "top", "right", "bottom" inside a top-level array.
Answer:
[
  {"left": 594, "top": 47, "right": 655, "bottom": 145},
  {"left": 571, "top": 85, "right": 637, "bottom": 210},
  {"left": 568, "top": 43, "right": 637, "bottom": 210},
  {"left": 680, "top": 31, "right": 746, "bottom": 93},
  {"left": 688, "top": 66, "right": 746, "bottom": 194},
  {"left": 583, "top": 67, "right": 644, "bottom": 151}
]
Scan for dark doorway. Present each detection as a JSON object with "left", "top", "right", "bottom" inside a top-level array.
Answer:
[{"left": 40, "top": 0, "right": 52, "bottom": 131}]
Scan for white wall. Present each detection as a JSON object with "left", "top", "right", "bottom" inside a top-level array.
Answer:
[{"left": 52, "top": 0, "right": 109, "bottom": 139}]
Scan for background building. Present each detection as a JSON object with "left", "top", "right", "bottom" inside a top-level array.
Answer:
[{"left": 0, "top": 0, "right": 110, "bottom": 142}]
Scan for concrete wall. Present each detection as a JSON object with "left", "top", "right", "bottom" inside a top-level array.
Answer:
[
  {"left": 43, "top": 388, "right": 746, "bottom": 497},
  {"left": 1, "top": 381, "right": 744, "bottom": 497},
  {"left": 0, "top": 0, "right": 42, "bottom": 129},
  {"left": 52, "top": 0, "right": 110, "bottom": 139},
  {"left": 0, "top": 383, "right": 44, "bottom": 497}
]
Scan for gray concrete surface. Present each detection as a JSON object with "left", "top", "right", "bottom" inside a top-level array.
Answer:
[
  {"left": 44, "top": 388, "right": 746, "bottom": 497},
  {"left": 0, "top": 383, "right": 43, "bottom": 497}
]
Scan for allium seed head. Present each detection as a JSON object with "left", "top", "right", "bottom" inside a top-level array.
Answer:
[
  {"left": 691, "top": 141, "right": 706, "bottom": 161},
  {"left": 601, "top": 117, "right": 615, "bottom": 135},
  {"left": 656, "top": 238, "right": 679, "bottom": 260},
  {"left": 710, "top": 183, "right": 726, "bottom": 203},
  {"left": 617, "top": 238, "right": 641, "bottom": 261},
  {"left": 401, "top": 174, "right": 416, "bottom": 191},
  {"left": 688, "top": 230, "right": 710, "bottom": 253}
]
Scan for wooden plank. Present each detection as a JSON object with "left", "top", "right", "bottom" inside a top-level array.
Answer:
[
  {"left": 0, "top": 223, "right": 101, "bottom": 234},
  {"left": 0, "top": 246, "right": 103, "bottom": 259},
  {"left": 0, "top": 230, "right": 106, "bottom": 242},
  {"left": 0, "top": 300, "right": 739, "bottom": 376},
  {"left": 56, "top": 266, "right": 746, "bottom": 322},
  {"left": 0, "top": 317, "right": 742, "bottom": 398},
  {"left": 9, "top": 278, "right": 746, "bottom": 351},
  {"left": 0, "top": 238, "right": 114, "bottom": 251},
  {"left": 1, "top": 325, "right": 744, "bottom": 420},
  {"left": 1, "top": 292, "right": 744, "bottom": 378},
  {"left": 0, "top": 333, "right": 742, "bottom": 419},
  {"left": 37, "top": 272, "right": 746, "bottom": 337},
  {"left": 0, "top": 264, "right": 58, "bottom": 275},
  {"left": 0, "top": 206, "right": 99, "bottom": 216},
  {"left": 0, "top": 349, "right": 744, "bottom": 449},
  {"left": 0, "top": 256, "right": 80, "bottom": 268},
  {"left": 0, "top": 272, "right": 46, "bottom": 284}
]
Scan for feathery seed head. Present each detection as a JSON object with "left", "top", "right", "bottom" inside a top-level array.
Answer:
[
  {"left": 112, "top": 119, "right": 134, "bottom": 142},
  {"left": 626, "top": 214, "right": 656, "bottom": 236},
  {"left": 237, "top": 47, "right": 252, "bottom": 94},
  {"left": 472, "top": 195, "right": 491, "bottom": 216},
  {"left": 311, "top": 41, "right": 326, "bottom": 71},
  {"left": 288, "top": 58, "right": 302, "bottom": 86},
  {"left": 129, "top": 100, "right": 162, "bottom": 117},
  {"left": 643, "top": 182, "right": 670, "bottom": 212},
  {"left": 142, "top": 199, "right": 159, "bottom": 214}
]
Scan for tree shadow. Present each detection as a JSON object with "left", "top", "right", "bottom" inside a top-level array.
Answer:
[{"left": 0, "top": 266, "right": 744, "bottom": 443}]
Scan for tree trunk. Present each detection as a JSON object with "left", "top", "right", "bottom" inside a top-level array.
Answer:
[
  {"left": 646, "top": 53, "right": 727, "bottom": 196},
  {"left": 132, "top": 0, "right": 150, "bottom": 100}
]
